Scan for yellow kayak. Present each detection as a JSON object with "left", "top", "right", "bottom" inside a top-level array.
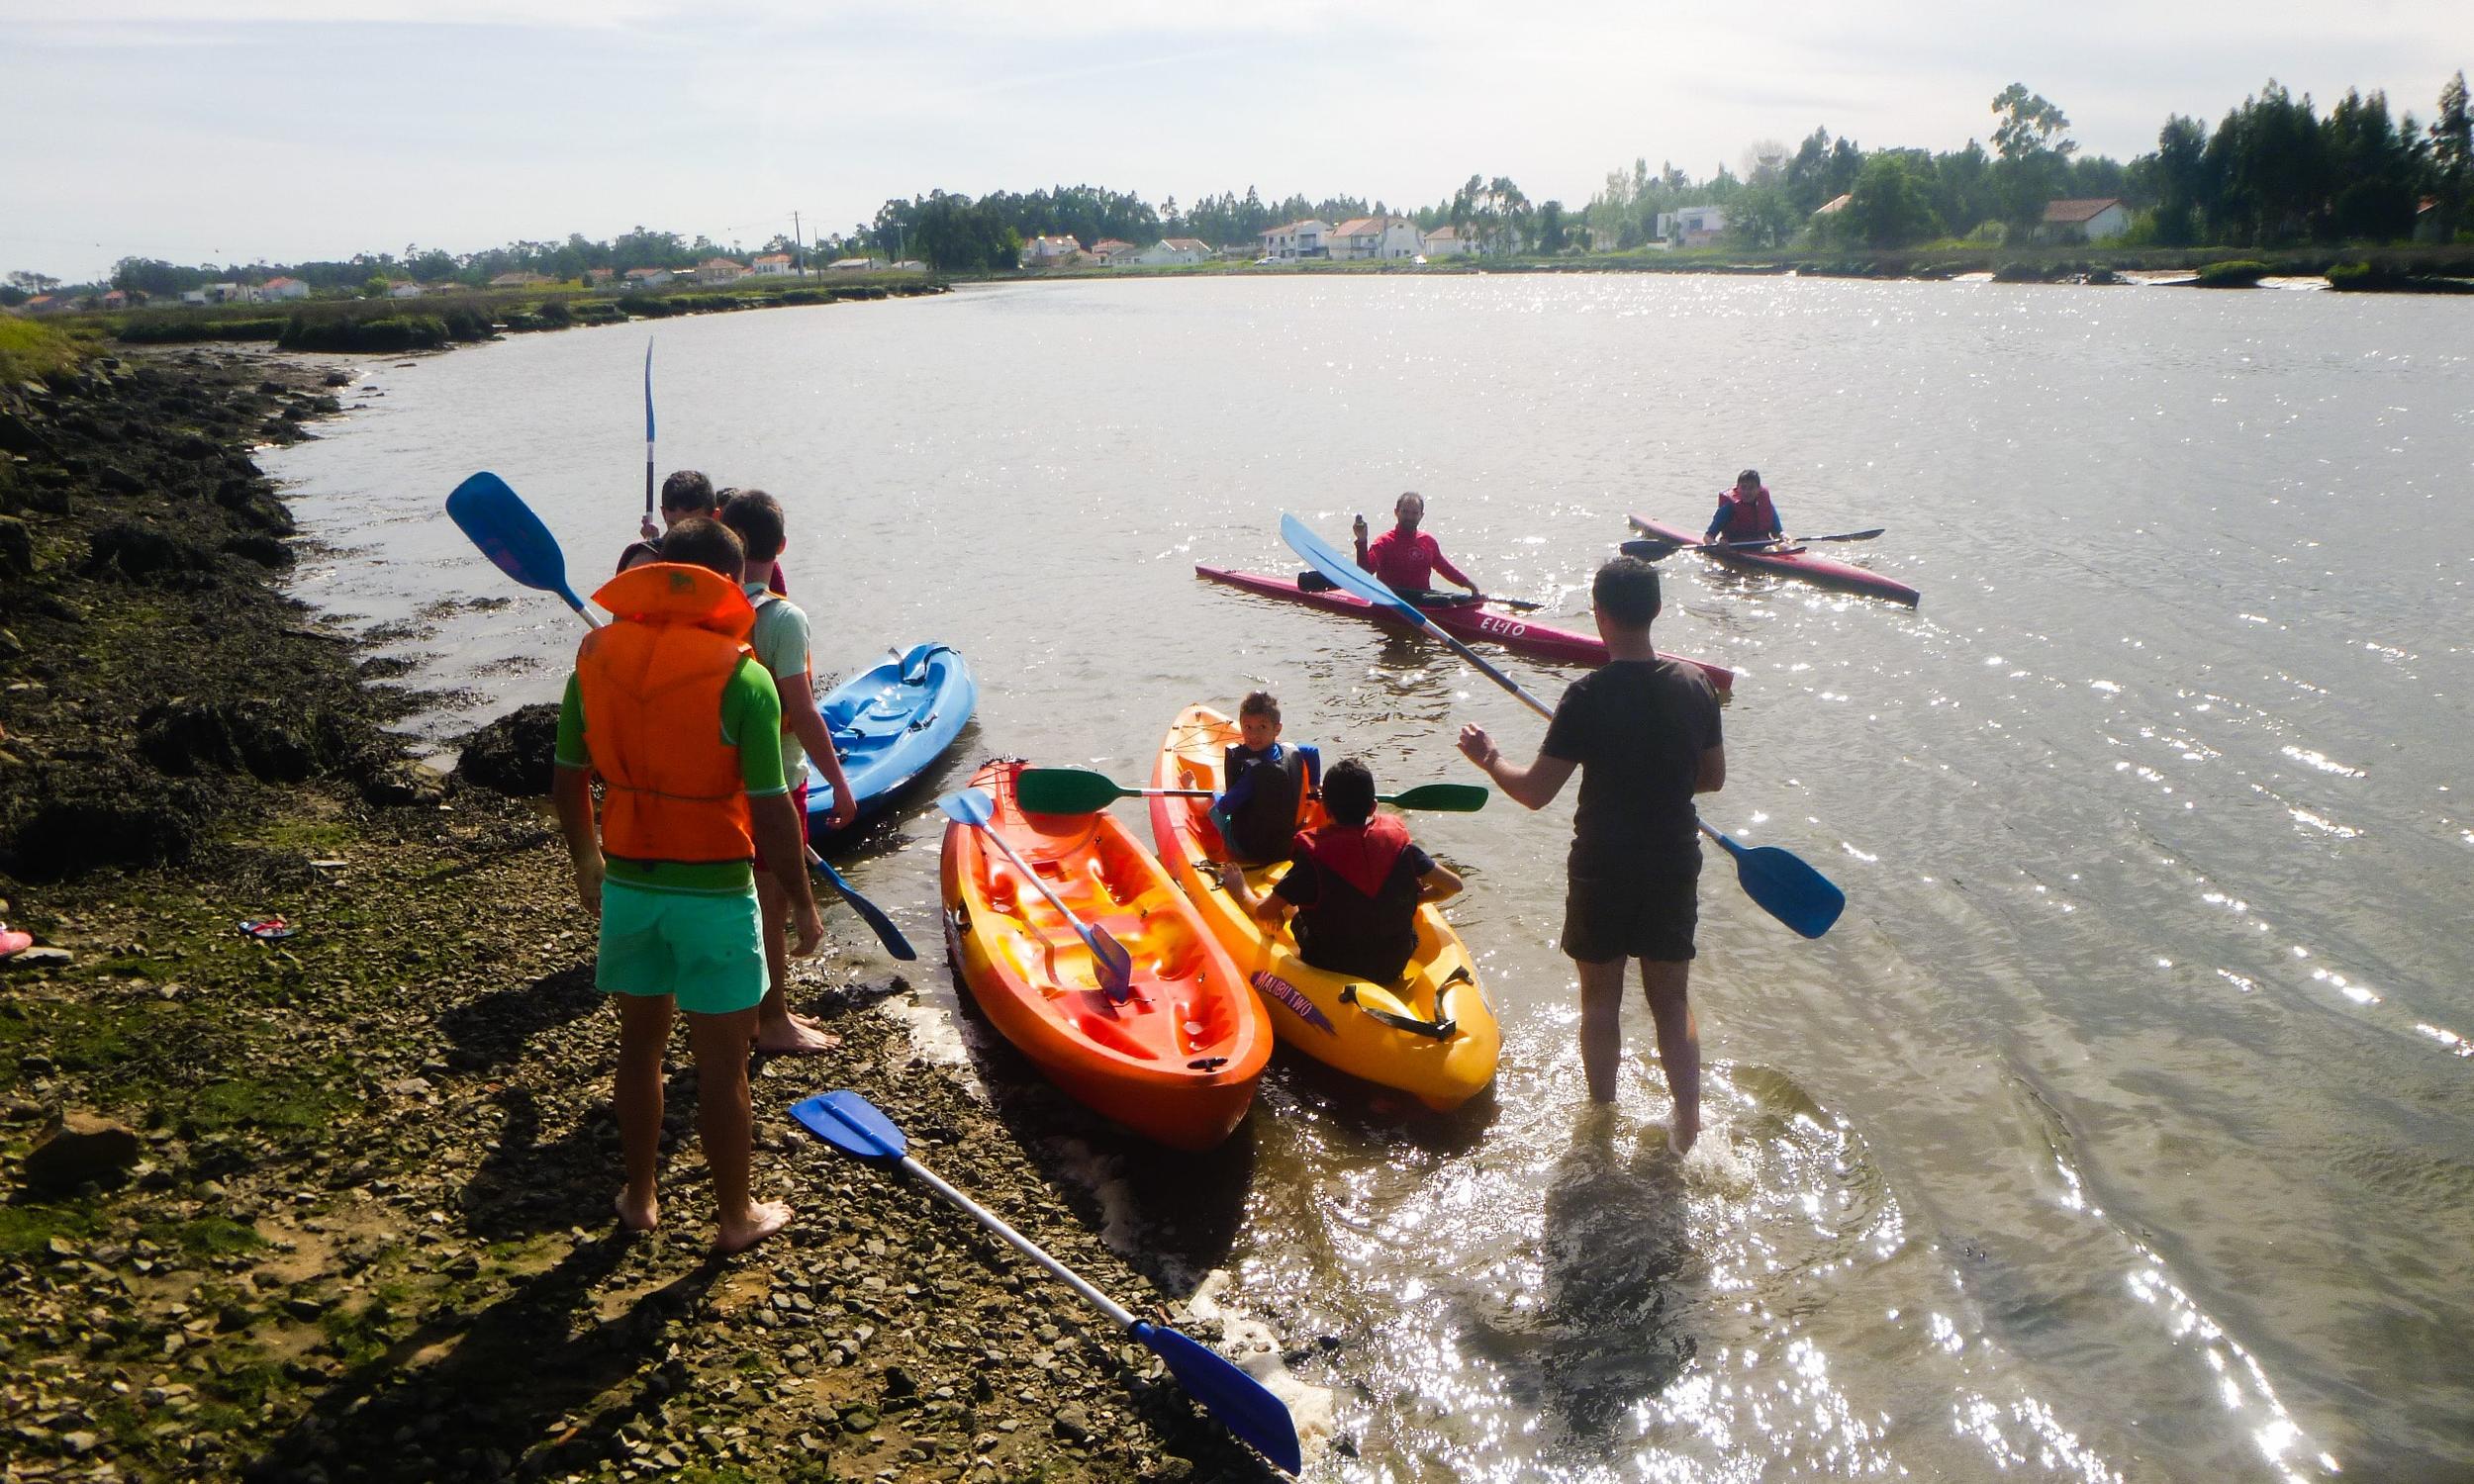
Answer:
[{"left": 1146, "top": 706, "right": 1500, "bottom": 1112}]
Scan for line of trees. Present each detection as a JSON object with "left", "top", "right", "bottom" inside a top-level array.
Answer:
[{"left": 1589, "top": 72, "right": 2471, "bottom": 253}]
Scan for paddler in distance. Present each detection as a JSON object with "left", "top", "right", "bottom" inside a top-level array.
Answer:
[
  {"left": 1353, "top": 492, "right": 1479, "bottom": 601},
  {"left": 1703, "top": 468, "right": 1788, "bottom": 550}
]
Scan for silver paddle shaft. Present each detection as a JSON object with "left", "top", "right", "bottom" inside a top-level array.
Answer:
[{"left": 898, "top": 1155, "right": 1137, "bottom": 1330}]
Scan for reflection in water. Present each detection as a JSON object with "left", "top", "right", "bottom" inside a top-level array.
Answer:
[{"left": 1527, "top": 1110, "right": 1696, "bottom": 1441}]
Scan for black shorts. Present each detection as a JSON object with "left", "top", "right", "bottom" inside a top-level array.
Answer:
[{"left": 1562, "top": 866, "right": 1699, "bottom": 964}]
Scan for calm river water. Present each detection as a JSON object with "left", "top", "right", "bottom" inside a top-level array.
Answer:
[{"left": 267, "top": 275, "right": 2474, "bottom": 1482}]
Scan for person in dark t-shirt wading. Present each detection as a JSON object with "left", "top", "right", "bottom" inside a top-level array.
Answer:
[
  {"left": 1218, "top": 759, "right": 1464, "bottom": 985},
  {"left": 1457, "top": 556, "right": 1725, "bottom": 1151}
]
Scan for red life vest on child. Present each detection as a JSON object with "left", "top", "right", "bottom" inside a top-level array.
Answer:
[
  {"left": 1711, "top": 485, "right": 1781, "bottom": 541},
  {"left": 1295, "top": 813, "right": 1413, "bottom": 899},
  {"left": 577, "top": 563, "right": 759, "bottom": 864}
]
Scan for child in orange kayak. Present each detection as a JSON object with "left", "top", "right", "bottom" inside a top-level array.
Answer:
[
  {"left": 1210, "top": 691, "right": 1322, "bottom": 866},
  {"left": 1218, "top": 759, "right": 1463, "bottom": 985}
]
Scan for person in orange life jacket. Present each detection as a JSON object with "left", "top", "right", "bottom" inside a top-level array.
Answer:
[
  {"left": 1217, "top": 759, "right": 1463, "bottom": 984},
  {"left": 1352, "top": 492, "right": 1478, "bottom": 599},
  {"left": 715, "top": 490, "right": 857, "bottom": 1056},
  {"left": 1209, "top": 690, "right": 1321, "bottom": 866},
  {"left": 1704, "top": 468, "right": 1787, "bottom": 547},
  {"left": 1457, "top": 556, "right": 1724, "bottom": 1153},
  {"left": 620, "top": 470, "right": 787, "bottom": 594},
  {"left": 552, "top": 515, "right": 821, "bottom": 1252}
]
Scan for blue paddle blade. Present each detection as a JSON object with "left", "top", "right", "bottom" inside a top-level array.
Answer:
[
  {"left": 1089, "top": 928, "right": 1136, "bottom": 999},
  {"left": 445, "top": 472, "right": 587, "bottom": 612},
  {"left": 1279, "top": 511, "right": 1418, "bottom": 624},
  {"left": 1732, "top": 842, "right": 1847, "bottom": 939},
  {"left": 808, "top": 852, "right": 918, "bottom": 961},
  {"left": 790, "top": 1090, "right": 906, "bottom": 1162},
  {"left": 936, "top": 788, "right": 996, "bottom": 827},
  {"left": 1133, "top": 1322, "right": 1302, "bottom": 1475}
]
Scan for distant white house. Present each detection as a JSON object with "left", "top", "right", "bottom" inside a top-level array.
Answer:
[
  {"left": 386, "top": 281, "right": 426, "bottom": 299},
  {"left": 698, "top": 258, "right": 745, "bottom": 285},
  {"left": 1258, "top": 220, "right": 1331, "bottom": 260},
  {"left": 751, "top": 253, "right": 797, "bottom": 277},
  {"left": 196, "top": 282, "right": 258, "bottom": 305},
  {"left": 1421, "top": 224, "right": 1473, "bottom": 257},
  {"left": 261, "top": 276, "right": 310, "bottom": 301},
  {"left": 1090, "top": 238, "right": 1139, "bottom": 265},
  {"left": 623, "top": 268, "right": 674, "bottom": 290},
  {"left": 489, "top": 271, "right": 553, "bottom": 288},
  {"left": 1655, "top": 206, "right": 1727, "bottom": 246},
  {"left": 1019, "top": 234, "right": 1081, "bottom": 268},
  {"left": 1128, "top": 237, "right": 1212, "bottom": 266},
  {"left": 1327, "top": 216, "right": 1423, "bottom": 260},
  {"left": 585, "top": 267, "right": 618, "bottom": 290},
  {"left": 827, "top": 257, "right": 880, "bottom": 273},
  {"left": 2042, "top": 197, "right": 2131, "bottom": 242}
]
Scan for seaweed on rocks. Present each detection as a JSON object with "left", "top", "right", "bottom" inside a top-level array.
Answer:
[{"left": 0, "top": 341, "right": 1295, "bottom": 1484}]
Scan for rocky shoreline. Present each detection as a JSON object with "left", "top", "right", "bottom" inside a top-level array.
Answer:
[{"left": 0, "top": 346, "right": 1298, "bottom": 1481}]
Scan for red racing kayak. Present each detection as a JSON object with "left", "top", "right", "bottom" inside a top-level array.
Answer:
[
  {"left": 1194, "top": 566, "right": 1734, "bottom": 693},
  {"left": 1628, "top": 516, "right": 1920, "bottom": 606}
]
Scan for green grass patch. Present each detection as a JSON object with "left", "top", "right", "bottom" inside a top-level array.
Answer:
[
  {"left": 0, "top": 317, "right": 88, "bottom": 383},
  {"left": 153, "top": 1215, "right": 265, "bottom": 1257},
  {"left": 2194, "top": 258, "right": 2271, "bottom": 287},
  {"left": 180, "top": 1064, "right": 352, "bottom": 1135},
  {"left": 0, "top": 1200, "right": 105, "bottom": 1257}
]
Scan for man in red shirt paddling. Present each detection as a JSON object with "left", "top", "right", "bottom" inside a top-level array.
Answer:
[
  {"left": 1704, "top": 468, "right": 1787, "bottom": 548},
  {"left": 1353, "top": 492, "right": 1478, "bottom": 600}
]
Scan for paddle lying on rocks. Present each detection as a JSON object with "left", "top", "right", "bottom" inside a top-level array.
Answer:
[
  {"left": 1621, "top": 526, "right": 1885, "bottom": 559},
  {"left": 1294, "top": 570, "right": 1542, "bottom": 610},
  {"left": 1283, "top": 511, "right": 1845, "bottom": 939},
  {"left": 444, "top": 470, "right": 916, "bottom": 961},
  {"left": 792, "top": 1090, "right": 1303, "bottom": 1474},
  {"left": 936, "top": 788, "right": 1136, "bottom": 998},
  {"left": 1014, "top": 767, "right": 1488, "bottom": 816}
]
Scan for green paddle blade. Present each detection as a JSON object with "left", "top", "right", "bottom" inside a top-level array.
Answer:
[
  {"left": 1014, "top": 768, "right": 1139, "bottom": 814},
  {"left": 1380, "top": 783, "right": 1488, "bottom": 813}
]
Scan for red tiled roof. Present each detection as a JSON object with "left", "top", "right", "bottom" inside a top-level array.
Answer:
[{"left": 2042, "top": 197, "right": 2125, "bottom": 224}]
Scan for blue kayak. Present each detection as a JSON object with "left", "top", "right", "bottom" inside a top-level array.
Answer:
[{"left": 804, "top": 642, "right": 977, "bottom": 830}]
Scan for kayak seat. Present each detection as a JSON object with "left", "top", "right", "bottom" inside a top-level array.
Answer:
[{"left": 1073, "top": 1009, "right": 1158, "bottom": 1061}]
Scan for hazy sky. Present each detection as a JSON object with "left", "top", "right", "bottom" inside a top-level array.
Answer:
[{"left": 5, "top": 1, "right": 2466, "bottom": 279}]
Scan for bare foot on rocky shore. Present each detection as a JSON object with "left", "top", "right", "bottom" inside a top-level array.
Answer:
[
  {"left": 755, "top": 1012, "right": 842, "bottom": 1056},
  {"left": 716, "top": 1200, "right": 793, "bottom": 1253},
  {"left": 615, "top": 1189, "right": 659, "bottom": 1234}
]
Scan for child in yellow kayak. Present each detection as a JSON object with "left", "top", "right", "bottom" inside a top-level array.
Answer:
[
  {"left": 1218, "top": 759, "right": 1463, "bottom": 984},
  {"left": 1209, "top": 691, "right": 1321, "bottom": 866}
]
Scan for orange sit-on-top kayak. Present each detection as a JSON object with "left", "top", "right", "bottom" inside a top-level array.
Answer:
[{"left": 939, "top": 759, "right": 1271, "bottom": 1151}]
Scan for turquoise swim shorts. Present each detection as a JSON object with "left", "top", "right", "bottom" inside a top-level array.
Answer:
[{"left": 596, "top": 878, "right": 768, "bottom": 1015}]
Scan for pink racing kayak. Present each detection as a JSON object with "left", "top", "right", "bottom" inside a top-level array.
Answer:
[
  {"left": 1194, "top": 565, "right": 1734, "bottom": 693},
  {"left": 1628, "top": 515, "right": 1920, "bottom": 606}
]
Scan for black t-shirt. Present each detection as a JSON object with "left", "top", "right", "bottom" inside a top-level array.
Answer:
[
  {"left": 1274, "top": 837, "right": 1435, "bottom": 984},
  {"left": 1541, "top": 658, "right": 1722, "bottom": 878}
]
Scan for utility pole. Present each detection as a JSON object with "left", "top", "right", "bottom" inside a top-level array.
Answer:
[{"left": 793, "top": 210, "right": 804, "bottom": 277}]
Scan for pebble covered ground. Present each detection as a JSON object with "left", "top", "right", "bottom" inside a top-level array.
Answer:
[{"left": 0, "top": 345, "right": 1298, "bottom": 1482}]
